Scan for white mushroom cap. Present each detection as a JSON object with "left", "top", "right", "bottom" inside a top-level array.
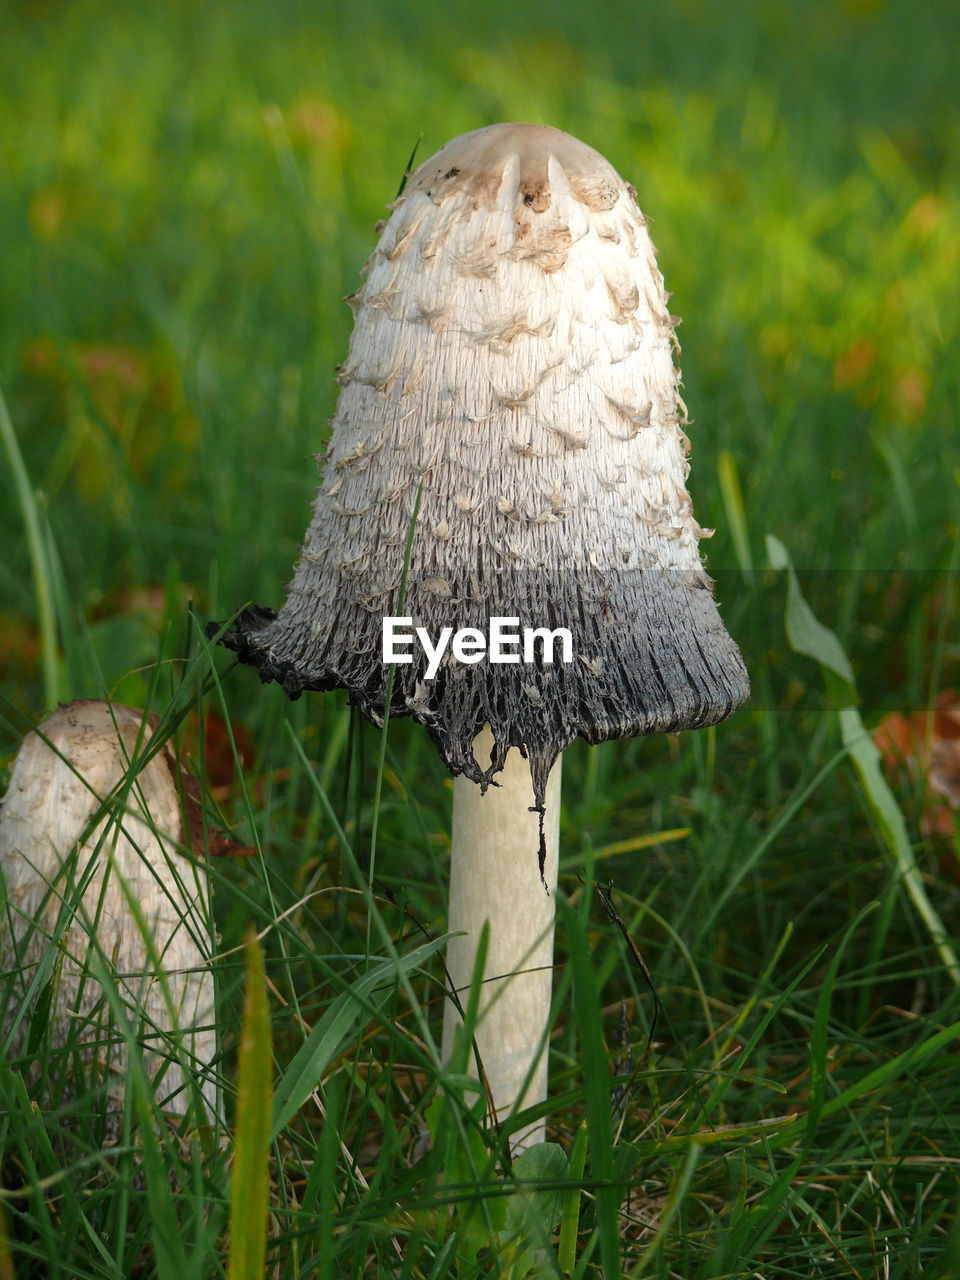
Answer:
[
  {"left": 0, "top": 700, "right": 218, "bottom": 1127},
  {"left": 221, "top": 123, "right": 749, "bottom": 809}
]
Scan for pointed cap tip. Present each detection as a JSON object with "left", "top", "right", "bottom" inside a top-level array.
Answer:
[{"left": 404, "top": 122, "right": 627, "bottom": 212}]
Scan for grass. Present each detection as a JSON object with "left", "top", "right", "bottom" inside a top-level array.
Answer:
[{"left": 2, "top": 0, "right": 960, "bottom": 1275}]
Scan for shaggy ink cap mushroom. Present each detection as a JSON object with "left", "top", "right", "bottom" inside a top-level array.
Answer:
[
  {"left": 0, "top": 700, "right": 220, "bottom": 1127},
  {"left": 218, "top": 123, "right": 750, "bottom": 818}
]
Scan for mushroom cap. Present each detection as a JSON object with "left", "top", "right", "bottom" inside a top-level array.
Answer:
[
  {"left": 219, "top": 123, "right": 749, "bottom": 806},
  {"left": 0, "top": 700, "right": 218, "bottom": 1126}
]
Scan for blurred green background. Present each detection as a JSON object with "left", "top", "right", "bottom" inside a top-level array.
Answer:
[{"left": 2, "top": 0, "right": 958, "bottom": 727}]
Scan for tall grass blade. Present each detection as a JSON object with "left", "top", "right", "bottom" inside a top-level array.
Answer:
[
  {"left": 818, "top": 1013, "right": 960, "bottom": 1121},
  {"left": 767, "top": 534, "right": 960, "bottom": 984},
  {"left": 228, "top": 932, "right": 273, "bottom": 1280},
  {"left": 559, "top": 893, "right": 621, "bottom": 1280},
  {"left": 717, "top": 449, "right": 753, "bottom": 573},
  {"left": 806, "top": 902, "right": 877, "bottom": 1147},
  {"left": 628, "top": 1141, "right": 700, "bottom": 1278},
  {"left": 840, "top": 707, "right": 960, "bottom": 983},
  {"left": 87, "top": 949, "right": 189, "bottom": 1279},
  {"left": 137, "top": 1102, "right": 189, "bottom": 1280},
  {"left": 0, "top": 379, "right": 59, "bottom": 706},
  {"left": 766, "top": 534, "right": 856, "bottom": 700},
  {"left": 557, "top": 1121, "right": 588, "bottom": 1276},
  {"left": 271, "top": 936, "right": 447, "bottom": 1140},
  {"left": 316, "top": 1075, "right": 343, "bottom": 1280}
]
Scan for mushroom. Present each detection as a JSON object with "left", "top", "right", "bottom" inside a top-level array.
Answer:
[
  {"left": 216, "top": 123, "right": 748, "bottom": 1147},
  {"left": 0, "top": 700, "right": 219, "bottom": 1131}
]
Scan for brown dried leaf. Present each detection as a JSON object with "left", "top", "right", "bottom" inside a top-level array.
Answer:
[{"left": 874, "top": 691, "right": 960, "bottom": 836}]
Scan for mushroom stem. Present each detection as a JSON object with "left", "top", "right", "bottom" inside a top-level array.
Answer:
[{"left": 442, "top": 728, "right": 561, "bottom": 1150}]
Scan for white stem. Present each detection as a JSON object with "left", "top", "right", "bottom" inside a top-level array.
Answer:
[{"left": 442, "top": 728, "right": 561, "bottom": 1150}]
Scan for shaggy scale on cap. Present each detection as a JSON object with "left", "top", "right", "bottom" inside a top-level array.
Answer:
[{"left": 219, "top": 123, "right": 749, "bottom": 811}]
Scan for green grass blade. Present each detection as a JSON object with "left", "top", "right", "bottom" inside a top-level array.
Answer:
[
  {"left": 840, "top": 707, "right": 960, "bottom": 983},
  {"left": 557, "top": 1121, "right": 588, "bottom": 1276},
  {"left": 819, "top": 1012, "right": 960, "bottom": 1121},
  {"left": 271, "top": 937, "right": 447, "bottom": 1141},
  {"left": 137, "top": 1099, "right": 189, "bottom": 1280},
  {"left": 763, "top": 1010, "right": 960, "bottom": 1155},
  {"left": 806, "top": 902, "right": 877, "bottom": 1147},
  {"left": 85, "top": 948, "right": 190, "bottom": 1280},
  {"left": 0, "top": 379, "right": 59, "bottom": 706},
  {"left": 766, "top": 533, "right": 857, "bottom": 702},
  {"left": 315, "top": 1075, "right": 343, "bottom": 1280},
  {"left": 559, "top": 893, "right": 621, "bottom": 1280},
  {"left": 717, "top": 449, "right": 753, "bottom": 573},
  {"left": 767, "top": 533, "right": 960, "bottom": 984},
  {"left": 628, "top": 1141, "right": 700, "bottom": 1278},
  {"left": 228, "top": 933, "right": 274, "bottom": 1280}
]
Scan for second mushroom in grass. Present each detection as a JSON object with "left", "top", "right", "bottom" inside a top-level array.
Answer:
[
  {"left": 0, "top": 700, "right": 221, "bottom": 1134},
  {"left": 217, "top": 122, "right": 749, "bottom": 1148}
]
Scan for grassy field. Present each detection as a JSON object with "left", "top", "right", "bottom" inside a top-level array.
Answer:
[{"left": 2, "top": 0, "right": 960, "bottom": 1275}]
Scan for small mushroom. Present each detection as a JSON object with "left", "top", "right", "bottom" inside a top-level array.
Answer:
[
  {"left": 216, "top": 123, "right": 748, "bottom": 1146},
  {"left": 0, "top": 700, "right": 219, "bottom": 1130}
]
